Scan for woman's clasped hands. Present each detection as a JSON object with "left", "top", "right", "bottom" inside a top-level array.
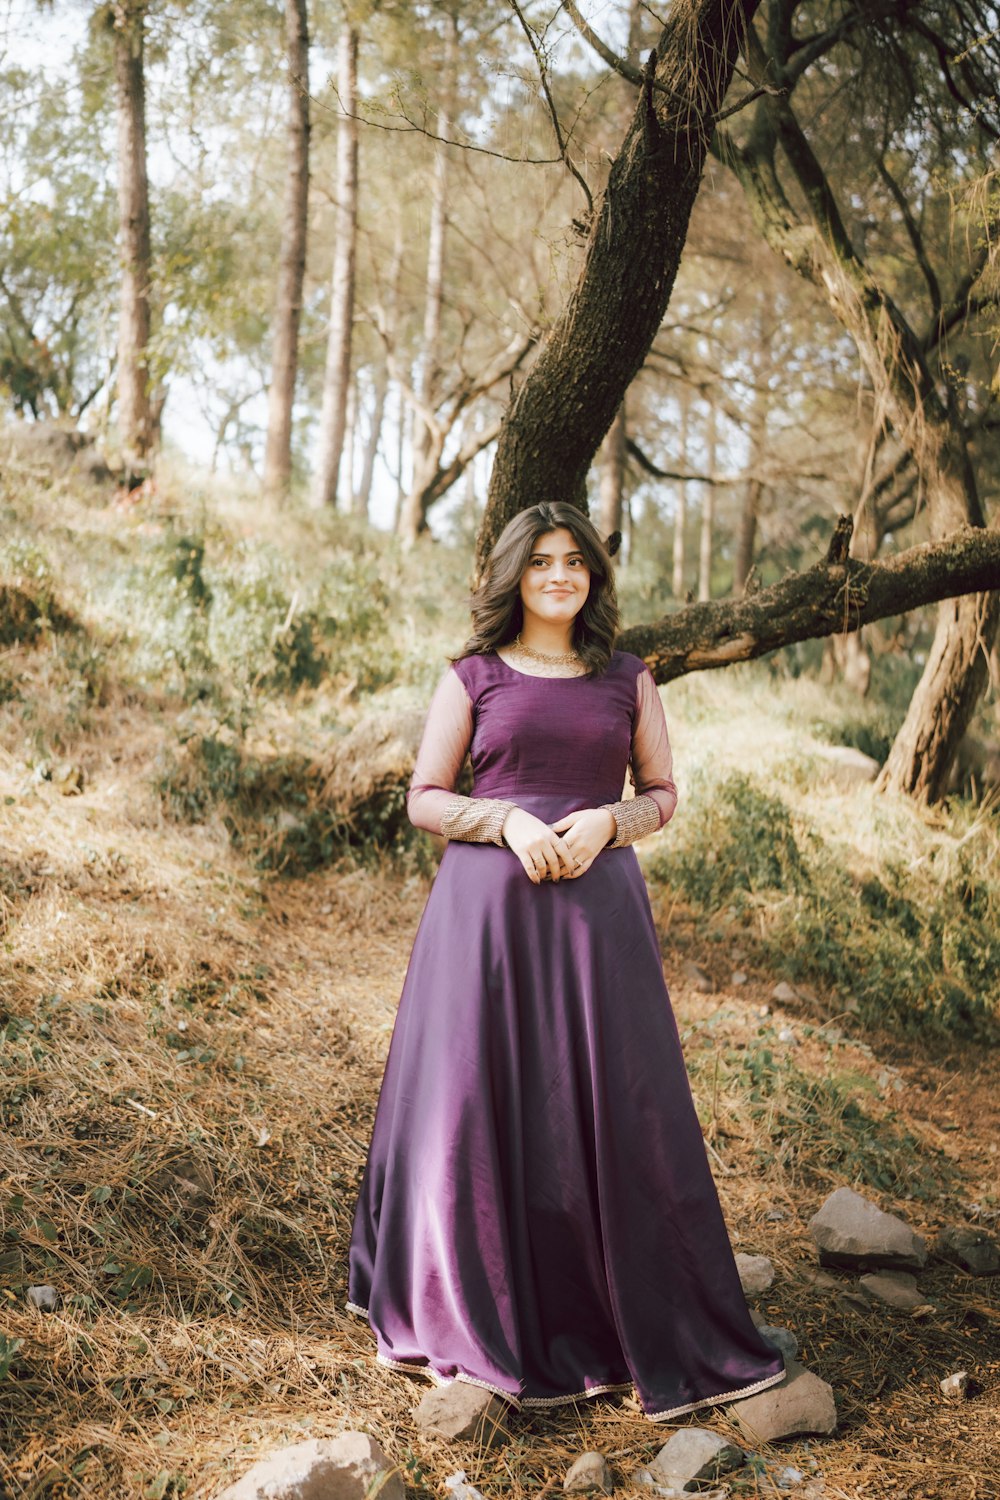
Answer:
[{"left": 501, "top": 806, "right": 616, "bottom": 885}]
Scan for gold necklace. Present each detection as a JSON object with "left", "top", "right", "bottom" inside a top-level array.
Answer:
[{"left": 511, "top": 633, "right": 581, "bottom": 665}]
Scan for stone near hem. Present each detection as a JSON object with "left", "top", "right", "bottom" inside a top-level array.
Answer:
[
  {"left": 563, "top": 1451, "right": 613, "bottom": 1493},
  {"left": 729, "top": 1361, "right": 837, "bottom": 1442},
  {"left": 735, "top": 1253, "right": 775, "bottom": 1297},
  {"left": 649, "top": 1428, "right": 745, "bottom": 1487},
  {"left": 412, "top": 1383, "right": 509, "bottom": 1446},
  {"left": 757, "top": 1324, "right": 799, "bottom": 1361},
  {"left": 216, "top": 1434, "right": 404, "bottom": 1500},
  {"left": 808, "top": 1187, "right": 927, "bottom": 1271}
]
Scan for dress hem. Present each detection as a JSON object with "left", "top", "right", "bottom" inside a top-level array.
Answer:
[{"left": 344, "top": 1301, "right": 786, "bottom": 1422}]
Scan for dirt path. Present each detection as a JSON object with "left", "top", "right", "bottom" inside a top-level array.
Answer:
[{"left": 2, "top": 774, "right": 998, "bottom": 1499}]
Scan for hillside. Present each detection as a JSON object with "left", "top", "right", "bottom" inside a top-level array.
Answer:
[{"left": 1, "top": 461, "right": 998, "bottom": 1499}]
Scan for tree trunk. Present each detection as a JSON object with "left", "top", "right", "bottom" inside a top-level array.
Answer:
[
  {"left": 477, "top": 0, "right": 762, "bottom": 575},
  {"left": 698, "top": 400, "right": 717, "bottom": 602},
  {"left": 390, "top": 375, "right": 408, "bottom": 533},
  {"left": 398, "top": 11, "right": 458, "bottom": 545},
  {"left": 672, "top": 386, "right": 690, "bottom": 598},
  {"left": 112, "top": 0, "right": 152, "bottom": 474},
  {"left": 342, "top": 376, "right": 356, "bottom": 510},
  {"left": 357, "top": 223, "right": 404, "bottom": 522},
  {"left": 725, "top": 90, "right": 999, "bottom": 800},
  {"left": 263, "top": 0, "right": 310, "bottom": 501},
  {"left": 598, "top": 401, "right": 627, "bottom": 538},
  {"left": 312, "top": 24, "right": 358, "bottom": 509},
  {"left": 733, "top": 313, "right": 770, "bottom": 594},
  {"left": 355, "top": 359, "right": 388, "bottom": 521}
]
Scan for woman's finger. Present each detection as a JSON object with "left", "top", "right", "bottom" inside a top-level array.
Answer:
[
  {"left": 549, "top": 832, "right": 578, "bottom": 872},
  {"left": 538, "top": 840, "right": 566, "bottom": 881}
]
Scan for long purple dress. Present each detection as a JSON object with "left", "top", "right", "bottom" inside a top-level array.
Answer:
[{"left": 347, "top": 649, "right": 785, "bottom": 1420}]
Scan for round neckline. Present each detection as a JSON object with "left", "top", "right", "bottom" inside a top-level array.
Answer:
[{"left": 493, "top": 648, "right": 592, "bottom": 681}]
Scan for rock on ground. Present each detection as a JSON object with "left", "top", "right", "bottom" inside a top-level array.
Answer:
[
  {"left": 216, "top": 1434, "right": 404, "bottom": 1500},
  {"left": 813, "top": 744, "right": 880, "bottom": 785},
  {"left": 808, "top": 1187, "right": 927, "bottom": 1271},
  {"left": 444, "top": 1472, "right": 486, "bottom": 1500},
  {"left": 940, "top": 1370, "right": 969, "bottom": 1401},
  {"left": 682, "top": 960, "right": 715, "bottom": 993},
  {"left": 563, "top": 1451, "right": 613, "bottom": 1493},
  {"left": 735, "top": 1253, "right": 775, "bottom": 1297},
  {"left": 26, "top": 1286, "right": 59, "bottom": 1311},
  {"left": 729, "top": 1361, "right": 837, "bottom": 1442},
  {"left": 412, "top": 1382, "right": 509, "bottom": 1446},
  {"left": 859, "top": 1271, "right": 925, "bottom": 1309},
  {"left": 757, "top": 1324, "right": 799, "bottom": 1361},
  {"left": 649, "top": 1428, "right": 744, "bottom": 1487},
  {"left": 934, "top": 1226, "right": 1000, "bottom": 1276}
]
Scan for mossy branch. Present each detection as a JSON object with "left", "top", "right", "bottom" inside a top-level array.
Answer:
[{"left": 619, "top": 518, "right": 1000, "bottom": 682}]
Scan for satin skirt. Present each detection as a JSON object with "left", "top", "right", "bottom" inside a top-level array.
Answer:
[{"left": 347, "top": 809, "right": 784, "bottom": 1418}]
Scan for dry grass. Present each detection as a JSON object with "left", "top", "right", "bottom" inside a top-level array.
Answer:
[
  {"left": 1, "top": 466, "right": 999, "bottom": 1499},
  {"left": 2, "top": 653, "right": 999, "bottom": 1500}
]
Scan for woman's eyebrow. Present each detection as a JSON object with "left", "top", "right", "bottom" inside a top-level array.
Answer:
[{"left": 530, "top": 549, "right": 585, "bottom": 559}]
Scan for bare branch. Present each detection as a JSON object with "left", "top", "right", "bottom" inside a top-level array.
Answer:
[
  {"left": 508, "top": 0, "right": 593, "bottom": 215},
  {"left": 562, "top": 0, "right": 780, "bottom": 116},
  {"left": 562, "top": 0, "right": 646, "bottom": 86},
  {"left": 320, "top": 91, "right": 564, "bottom": 167},
  {"left": 876, "top": 157, "right": 941, "bottom": 315}
]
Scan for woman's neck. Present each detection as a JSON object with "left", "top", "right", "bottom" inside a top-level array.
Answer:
[{"left": 517, "top": 622, "right": 576, "bottom": 655}]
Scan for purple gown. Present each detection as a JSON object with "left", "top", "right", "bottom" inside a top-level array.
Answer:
[{"left": 347, "top": 649, "right": 785, "bottom": 1419}]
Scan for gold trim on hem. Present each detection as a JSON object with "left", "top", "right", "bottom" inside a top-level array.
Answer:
[
  {"left": 344, "top": 1300, "right": 787, "bottom": 1423},
  {"left": 644, "top": 1366, "right": 788, "bottom": 1421}
]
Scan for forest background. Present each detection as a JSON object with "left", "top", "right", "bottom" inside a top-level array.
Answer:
[{"left": 2, "top": 1, "right": 1000, "bottom": 1497}]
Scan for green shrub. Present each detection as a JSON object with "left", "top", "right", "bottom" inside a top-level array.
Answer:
[
  {"left": 647, "top": 769, "right": 1000, "bottom": 1035},
  {"left": 647, "top": 770, "right": 808, "bottom": 908}
]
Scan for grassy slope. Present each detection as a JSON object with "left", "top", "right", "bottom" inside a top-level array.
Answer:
[{"left": 1, "top": 457, "right": 999, "bottom": 1499}]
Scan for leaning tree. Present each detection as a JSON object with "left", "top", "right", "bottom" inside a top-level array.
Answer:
[{"left": 476, "top": 0, "right": 1000, "bottom": 803}]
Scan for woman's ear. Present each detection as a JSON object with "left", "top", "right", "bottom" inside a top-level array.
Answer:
[{"left": 605, "top": 531, "right": 622, "bottom": 557}]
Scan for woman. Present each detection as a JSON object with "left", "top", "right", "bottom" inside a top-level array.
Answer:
[{"left": 347, "top": 502, "right": 785, "bottom": 1421}]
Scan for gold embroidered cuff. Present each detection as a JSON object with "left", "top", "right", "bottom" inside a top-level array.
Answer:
[
  {"left": 439, "top": 794, "right": 517, "bottom": 845},
  {"left": 600, "top": 795, "right": 661, "bottom": 848}
]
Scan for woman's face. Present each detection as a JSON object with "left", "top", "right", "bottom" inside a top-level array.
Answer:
[{"left": 519, "top": 527, "right": 591, "bottom": 630}]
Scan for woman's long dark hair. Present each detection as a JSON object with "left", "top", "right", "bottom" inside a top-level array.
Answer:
[{"left": 453, "top": 503, "right": 620, "bottom": 677}]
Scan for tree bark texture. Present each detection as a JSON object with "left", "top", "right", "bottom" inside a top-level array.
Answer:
[
  {"left": 620, "top": 521, "right": 1000, "bottom": 685},
  {"left": 112, "top": 0, "right": 153, "bottom": 474},
  {"left": 263, "top": 0, "right": 310, "bottom": 501},
  {"left": 477, "top": 0, "right": 762, "bottom": 575},
  {"left": 312, "top": 24, "right": 358, "bottom": 509},
  {"left": 599, "top": 402, "right": 627, "bottom": 537}
]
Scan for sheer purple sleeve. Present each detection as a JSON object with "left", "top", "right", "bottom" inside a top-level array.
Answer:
[
  {"left": 406, "top": 666, "right": 516, "bottom": 841},
  {"left": 601, "top": 666, "right": 678, "bottom": 846},
  {"left": 629, "top": 665, "right": 678, "bottom": 827},
  {"left": 406, "top": 667, "right": 474, "bottom": 834}
]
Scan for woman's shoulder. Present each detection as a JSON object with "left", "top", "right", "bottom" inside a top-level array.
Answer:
[
  {"left": 609, "top": 649, "right": 650, "bottom": 680},
  {"left": 449, "top": 650, "right": 500, "bottom": 692}
]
